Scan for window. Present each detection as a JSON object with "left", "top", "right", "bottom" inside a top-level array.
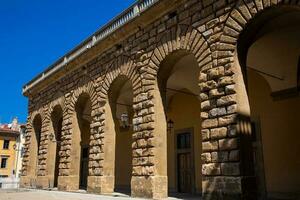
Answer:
[
  {"left": 177, "top": 133, "right": 191, "bottom": 149},
  {"left": 1, "top": 158, "right": 8, "bottom": 168},
  {"left": 3, "top": 140, "right": 9, "bottom": 149}
]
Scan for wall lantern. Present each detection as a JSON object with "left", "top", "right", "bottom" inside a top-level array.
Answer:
[
  {"left": 167, "top": 119, "right": 174, "bottom": 131},
  {"left": 13, "top": 144, "right": 17, "bottom": 150},
  {"left": 48, "top": 133, "right": 55, "bottom": 142},
  {"left": 120, "top": 113, "right": 130, "bottom": 128}
]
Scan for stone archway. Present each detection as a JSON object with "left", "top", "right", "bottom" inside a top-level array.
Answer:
[
  {"left": 155, "top": 50, "right": 202, "bottom": 197},
  {"left": 57, "top": 78, "right": 99, "bottom": 191},
  {"left": 224, "top": 3, "right": 300, "bottom": 199},
  {"left": 147, "top": 24, "right": 212, "bottom": 198},
  {"left": 20, "top": 106, "right": 47, "bottom": 188},
  {"left": 47, "top": 103, "right": 64, "bottom": 188},
  {"left": 95, "top": 56, "right": 143, "bottom": 196},
  {"left": 27, "top": 112, "right": 43, "bottom": 185},
  {"left": 216, "top": 1, "right": 300, "bottom": 199},
  {"left": 105, "top": 74, "right": 134, "bottom": 195}
]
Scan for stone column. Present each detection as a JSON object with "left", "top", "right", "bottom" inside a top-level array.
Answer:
[
  {"left": 36, "top": 116, "right": 51, "bottom": 189},
  {"left": 87, "top": 103, "right": 113, "bottom": 194},
  {"left": 130, "top": 80, "right": 168, "bottom": 199},
  {"left": 57, "top": 94, "right": 76, "bottom": 191},
  {"left": 200, "top": 51, "right": 256, "bottom": 199},
  {"left": 20, "top": 116, "right": 36, "bottom": 188}
]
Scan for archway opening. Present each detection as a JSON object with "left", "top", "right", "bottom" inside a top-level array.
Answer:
[
  {"left": 50, "top": 105, "right": 63, "bottom": 188},
  {"left": 237, "top": 7, "right": 300, "bottom": 199},
  {"left": 32, "top": 114, "right": 42, "bottom": 176},
  {"left": 157, "top": 50, "right": 202, "bottom": 197},
  {"left": 108, "top": 75, "right": 133, "bottom": 195},
  {"left": 75, "top": 93, "right": 92, "bottom": 190}
]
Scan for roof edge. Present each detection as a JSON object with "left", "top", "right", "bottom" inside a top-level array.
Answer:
[{"left": 23, "top": 0, "right": 160, "bottom": 95}]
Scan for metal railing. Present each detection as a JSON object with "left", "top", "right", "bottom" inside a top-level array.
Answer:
[{"left": 22, "top": 0, "right": 160, "bottom": 94}]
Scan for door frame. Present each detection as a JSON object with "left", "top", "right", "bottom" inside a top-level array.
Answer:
[
  {"left": 174, "top": 127, "right": 195, "bottom": 193},
  {"left": 79, "top": 144, "right": 89, "bottom": 188}
]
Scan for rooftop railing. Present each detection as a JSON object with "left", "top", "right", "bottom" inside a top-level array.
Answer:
[{"left": 23, "top": 0, "right": 160, "bottom": 94}]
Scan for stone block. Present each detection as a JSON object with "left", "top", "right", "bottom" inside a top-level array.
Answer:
[
  {"left": 225, "top": 84, "right": 235, "bottom": 94},
  {"left": 211, "top": 151, "right": 228, "bottom": 162},
  {"left": 219, "top": 138, "right": 238, "bottom": 150},
  {"left": 201, "top": 153, "right": 212, "bottom": 163},
  {"left": 202, "top": 118, "right": 218, "bottom": 128},
  {"left": 199, "top": 80, "right": 218, "bottom": 92},
  {"left": 202, "top": 163, "right": 221, "bottom": 175},
  {"left": 217, "top": 94, "right": 236, "bottom": 106},
  {"left": 208, "top": 66, "right": 224, "bottom": 79},
  {"left": 202, "top": 176, "right": 242, "bottom": 196},
  {"left": 218, "top": 76, "right": 235, "bottom": 86},
  {"left": 209, "top": 88, "right": 225, "bottom": 98},
  {"left": 203, "top": 141, "right": 218, "bottom": 152},
  {"left": 199, "top": 92, "right": 209, "bottom": 101},
  {"left": 202, "top": 129, "right": 210, "bottom": 141},
  {"left": 218, "top": 114, "right": 237, "bottom": 126},
  {"left": 210, "top": 127, "right": 227, "bottom": 139},
  {"left": 221, "top": 163, "right": 240, "bottom": 175},
  {"left": 209, "top": 107, "right": 226, "bottom": 117},
  {"left": 131, "top": 176, "right": 168, "bottom": 199}
]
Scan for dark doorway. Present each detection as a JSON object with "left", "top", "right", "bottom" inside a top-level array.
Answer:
[
  {"left": 251, "top": 120, "right": 267, "bottom": 200},
  {"left": 79, "top": 146, "right": 89, "bottom": 189},
  {"left": 176, "top": 132, "right": 194, "bottom": 193},
  {"left": 53, "top": 117, "right": 63, "bottom": 187}
]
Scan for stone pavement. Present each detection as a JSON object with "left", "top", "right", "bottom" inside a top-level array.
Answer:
[{"left": 0, "top": 189, "right": 201, "bottom": 200}]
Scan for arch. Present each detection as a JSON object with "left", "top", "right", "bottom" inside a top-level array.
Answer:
[
  {"left": 220, "top": 2, "right": 300, "bottom": 199},
  {"left": 221, "top": 0, "right": 300, "bottom": 68},
  {"left": 59, "top": 75, "right": 98, "bottom": 191},
  {"left": 148, "top": 24, "right": 212, "bottom": 76},
  {"left": 48, "top": 96, "right": 66, "bottom": 120},
  {"left": 26, "top": 110, "right": 44, "bottom": 179},
  {"left": 69, "top": 90, "right": 94, "bottom": 190},
  {"left": 69, "top": 76, "right": 98, "bottom": 112},
  {"left": 218, "top": 1, "right": 300, "bottom": 119},
  {"left": 154, "top": 45, "right": 202, "bottom": 196},
  {"left": 47, "top": 102, "right": 64, "bottom": 188},
  {"left": 98, "top": 55, "right": 140, "bottom": 102},
  {"left": 94, "top": 56, "right": 139, "bottom": 194},
  {"left": 104, "top": 74, "right": 134, "bottom": 193}
]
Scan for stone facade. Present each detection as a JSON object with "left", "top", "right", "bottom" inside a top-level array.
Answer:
[{"left": 20, "top": 0, "right": 300, "bottom": 199}]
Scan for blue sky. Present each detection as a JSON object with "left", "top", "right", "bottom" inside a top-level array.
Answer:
[{"left": 0, "top": 0, "right": 135, "bottom": 124}]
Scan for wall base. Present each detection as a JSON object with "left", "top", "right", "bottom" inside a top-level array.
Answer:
[
  {"left": 87, "top": 176, "right": 114, "bottom": 194},
  {"left": 57, "top": 175, "right": 79, "bottom": 191},
  {"left": 36, "top": 176, "right": 51, "bottom": 189},
  {"left": 131, "top": 176, "right": 168, "bottom": 199},
  {"left": 20, "top": 176, "right": 37, "bottom": 188}
]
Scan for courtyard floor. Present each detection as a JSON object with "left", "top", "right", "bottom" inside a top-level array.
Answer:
[{"left": 0, "top": 189, "right": 201, "bottom": 200}]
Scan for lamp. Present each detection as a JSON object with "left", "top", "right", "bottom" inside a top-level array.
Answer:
[
  {"left": 49, "top": 133, "right": 55, "bottom": 141},
  {"left": 120, "top": 113, "right": 129, "bottom": 128},
  {"left": 13, "top": 144, "right": 17, "bottom": 150},
  {"left": 167, "top": 119, "right": 174, "bottom": 131}
]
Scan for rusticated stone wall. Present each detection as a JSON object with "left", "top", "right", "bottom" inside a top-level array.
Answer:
[{"left": 21, "top": 0, "right": 300, "bottom": 199}]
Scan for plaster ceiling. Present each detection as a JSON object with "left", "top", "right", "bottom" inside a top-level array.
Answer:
[{"left": 247, "top": 12, "right": 300, "bottom": 92}]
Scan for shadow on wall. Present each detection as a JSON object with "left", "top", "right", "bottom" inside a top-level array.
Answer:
[{"left": 202, "top": 113, "right": 257, "bottom": 200}]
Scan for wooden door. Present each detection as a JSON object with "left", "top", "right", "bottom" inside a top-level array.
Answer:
[
  {"left": 79, "top": 147, "right": 89, "bottom": 188},
  {"left": 176, "top": 132, "right": 194, "bottom": 193},
  {"left": 178, "top": 153, "right": 192, "bottom": 193}
]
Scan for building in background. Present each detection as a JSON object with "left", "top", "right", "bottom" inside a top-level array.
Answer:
[{"left": 0, "top": 118, "right": 25, "bottom": 188}]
